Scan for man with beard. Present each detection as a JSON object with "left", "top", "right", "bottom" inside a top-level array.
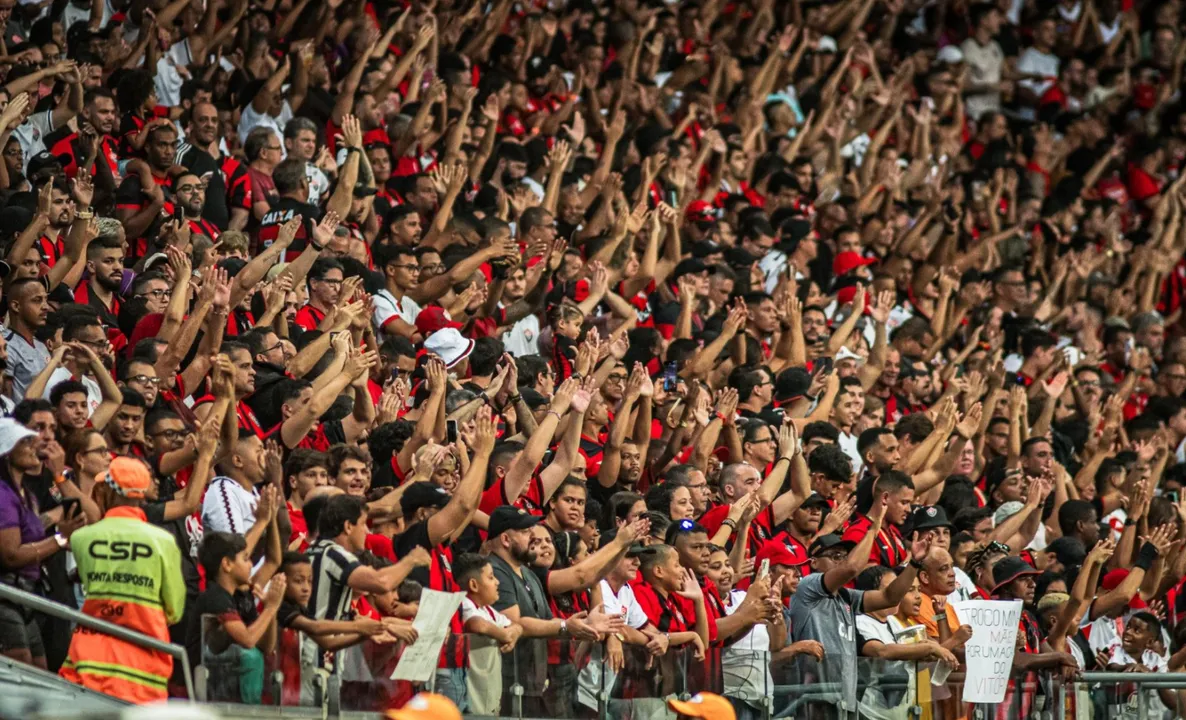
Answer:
[
  {"left": 73, "top": 236, "right": 124, "bottom": 329},
  {"left": 488, "top": 504, "right": 621, "bottom": 715},
  {"left": 896, "top": 356, "right": 934, "bottom": 417},
  {"left": 48, "top": 87, "right": 119, "bottom": 179},
  {"left": 589, "top": 439, "right": 645, "bottom": 507},
  {"left": 173, "top": 172, "right": 220, "bottom": 240},
  {"left": 30, "top": 315, "right": 122, "bottom": 428},
  {"left": 115, "top": 123, "right": 177, "bottom": 259},
  {"left": 842, "top": 471, "right": 915, "bottom": 568},
  {"left": 5, "top": 278, "right": 52, "bottom": 398},
  {"left": 34, "top": 179, "right": 76, "bottom": 268},
  {"left": 801, "top": 305, "right": 829, "bottom": 359},
  {"left": 176, "top": 101, "right": 251, "bottom": 231},
  {"left": 104, "top": 387, "right": 148, "bottom": 458},
  {"left": 119, "top": 359, "right": 160, "bottom": 409}
]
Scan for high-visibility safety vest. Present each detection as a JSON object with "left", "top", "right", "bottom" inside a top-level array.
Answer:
[{"left": 59, "top": 506, "right": 186, "bottom": 703}]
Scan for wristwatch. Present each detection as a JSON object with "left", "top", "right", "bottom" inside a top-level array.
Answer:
[
  {"left": 559, "top": 619, "right": 568, "bottom": 636},
  {"left": 909, "top": 558, "right": 925, "bottom": 572},
  {"left": 54, "top": 533, "right": 68, "bottom": 550}
]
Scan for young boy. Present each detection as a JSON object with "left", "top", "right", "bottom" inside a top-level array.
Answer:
[
  {"left": 1105, "top": 611, "right": 1168, "bottom": 718},
  {"left": 192, "top": 531, "right": 287, "bottom": 704},
  {"left": 549, "top": 303, "right": 584, "bottom": 381},
  {"left": 454, "top": 552, "right": 523, "bottom": 715}
]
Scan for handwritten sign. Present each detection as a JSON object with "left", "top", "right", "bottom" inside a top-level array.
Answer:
[
  {"left": 951, "top": 599, "right": 1023, "bottom": 703},
  {"left": 391, "top": 589, "right": 464, "bottom": 683}
]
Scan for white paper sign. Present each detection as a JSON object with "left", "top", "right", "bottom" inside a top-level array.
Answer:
[
  {"left": 390, "top": 588, "right": 464, "bottom": 683},
  {"left": 951, "top": 599, "right": 1023, "bottom": 703}
]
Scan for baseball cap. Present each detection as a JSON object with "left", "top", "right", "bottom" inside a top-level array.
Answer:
[
  {"left": 415, "top": 306, "right": 463, "bottom": 336},
  {"left": 488, "top": 505, "right": 541, "bottom": 538},
  {"left": 400, "top": 481, "right": 451, "bottom": 516},
  {"left": 990, "top": 556, "right": 1040, "bottom": 593},
  {"left": 668, "top": 692, "right": 736, "bottom": 720},
  {"left": 685, "top": 200, "right": 716, "bottom": 224},
  {"left": 808, "top": 533, "right": 855, "bottom": 557},
  {"left": 755, "top": 541, "right": 808, "bottom": 568},
  {"left": 1101, "top": 568, "right": 1147, "bottom": 610},
  {"left": 800, "top": 492, "right": 831, "bottom": 510},
  {"left": 387, "top": 693, "right": 463, "bottom": 720},
  {"left": 26, "top": 151, "right": 63, "bottom": 177},
  {"left": 102, "top": 457, "right": 154, "bottom": 499},
  {"left": 909, "top": 505, "right": 953, "bottom": 533},
  {"left": 0, "top": 418, "right": 36, "bottom": 457},
  {"left": 353, "top": 183, "right": 378, "bottom": 198},
  {"left": 936, "top": 45, "right": 964, "bottom": 64},
  {"left": 833, "top": 251, "right": 877, "bottom": 276},
  {"left": 423, "top": 327, "right": 474, "bottom": 368}
]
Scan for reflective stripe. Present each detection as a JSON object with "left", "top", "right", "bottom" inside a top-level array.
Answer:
[{"left": 63, "top": 659, "right": 169, "bottom": 690}]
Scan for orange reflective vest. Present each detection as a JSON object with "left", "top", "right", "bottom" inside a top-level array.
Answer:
[{"left": 60, "top": 506, "right": 185, "bottom": 703}]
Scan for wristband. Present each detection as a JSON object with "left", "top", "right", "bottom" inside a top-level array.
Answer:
[
  {"left": 546, "top": 410, "right": 562, "bottom": 422},
  {"left": 909, "top": 558, "right": 925, "bottom": 572},
  {"left": 721, "top": 518, "right": 737, "bottom": 531},
  {"left": 1124, "top": 518, "right": 1136, "bottom": 527},
  {"left": 1134, "top": 542, "right": 1159, "bottom": 571},
  {"left": 509, "top": 394, "right": 522, "bottom": 403}
]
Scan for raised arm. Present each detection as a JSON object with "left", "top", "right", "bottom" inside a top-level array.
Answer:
[{"left": 425, "top": 406, "right": 496, "bottom": 545}]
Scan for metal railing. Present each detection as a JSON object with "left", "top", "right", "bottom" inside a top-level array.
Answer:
[{"left": 0, "top": 580, "right": 195, "bottom": 701}]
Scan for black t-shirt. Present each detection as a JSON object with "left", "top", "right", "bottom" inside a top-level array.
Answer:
[
  {"left": 393, "top": 521, "right": 436, "bottom": 587},
  {"left": 186, "top": 584, "right": 258, "bottom": 669},
  {"left": 278, "top": 599, "right": 304, "bottom": 629},
  {"left": 143, "top": 472, "right": 201, "bottom": 595},
  {"left": 258, "top": 196, "right": 320, "bottom": 260}
]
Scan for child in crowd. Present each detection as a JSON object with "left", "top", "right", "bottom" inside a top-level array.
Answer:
[
  {"left": 454, "top": 552, "right": 524, "bottom": 715},
  {"left": 192, "top": 531, "right": 286, "bottom": 704}
]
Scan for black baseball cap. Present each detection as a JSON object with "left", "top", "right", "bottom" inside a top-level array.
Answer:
[
  {"left": 991, "top": 556, "right": 1040, "bottom": 593},
  {"left": 808, "top": 533, "right": 855, "bottom": 557},
  {"left": 400, "top": 481, "right": 451, "bottom": 516},
  {"left": 800, "top": 493, "right": 831, "bottom": 510},
  {"left": 909, "top": 505, "right": 953, "bottom": 533},
  {"left": 488, "top": 505, "right": 541, "bottom": 538}
]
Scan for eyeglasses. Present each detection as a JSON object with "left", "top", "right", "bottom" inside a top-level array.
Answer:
[
  {"left": 151, "top": 428, "right": 189, "bottom": 441},
  {"left": 391, "top": 264, "right": 421, "bottom": 272},
  {"left": 175, "top": 184, "right": 203, "bottom": 194},
  {"left": 128, "top": 375, "right": 161, "bottom": 386},
  {"left": 606, "top": 373, "right": 628, "bottom": 382},
  {"left": 316, "top": 277, "right": 344, "bottom": 286},
  {"left": 419, "top": 263, "right": 444, "bottom": 274},
  {"left": 261, "top": 341, "right": 283, "bottom": 355},
  {"left": 81, "top": 446, "right": 109, "bottom": 456},
  {"left": 138, "top": 288, "right": 171, "bottom": 299},
  {"left": 76, "top": 339, "right": 108, "bottom": 349}
]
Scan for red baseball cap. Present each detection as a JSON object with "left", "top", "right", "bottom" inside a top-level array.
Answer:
[
  {"left": 755, "top": 541, "right": 809, "bottom": 568},
  {"left": 833, "top": 251, "right": 876, "bottom": 276},
  {"left": 415, "top": 306, "right": 462, "bottom": 336}
]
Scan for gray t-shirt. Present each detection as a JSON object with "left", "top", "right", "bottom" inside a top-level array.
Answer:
[
  {"left": 788, "top": 572, "right": 865, "bottom": 711},
  {"left": 489, "top": 554, "right": 551, "bottom": 693}
]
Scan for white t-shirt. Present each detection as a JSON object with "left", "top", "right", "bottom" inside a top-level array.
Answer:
[
  {"left": 155, "top": 41, "right": 192, "bottom": 108},
  {"left": 839, "top": 431, "right": 864, "bottom": 476},
  {"left": 42, "top": 369, "right": 101, "bottom": 417},
  {"left": 460, "top": 596, "right": 511, "bottom": 628},
  {"left": 201, "top": 476, "right": 260, "bottom": 536},
  {"left": 14, "top": 110, "right": 55, "bottom": 170},
  {"left": 373, "top": 289, "right": 421, "bottom": 338},
  {"left": 238, "top": 99, "right": 294, "bottom": 146},
  {"left": 1017, "top": 48, "right": 1060, "bottom": 100},
  {"left": 576, "top": 579, "right": 649, "bottom": 711},
  {"left": 960, "top": 38, "right": 1005, "bottom": 120},
  {"left": 500, "top": 303, "right": 540, "bottom": 357}
]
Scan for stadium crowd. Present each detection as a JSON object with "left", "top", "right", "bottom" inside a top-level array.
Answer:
[{"left": 2, "top": 0, "right": 1186, "bottom": 716}]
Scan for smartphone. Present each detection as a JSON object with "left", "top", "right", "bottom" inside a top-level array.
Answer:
[
  {"left": 446, "top": 419, "right": 458, "bottom": 444},
  {"left": 173, "top": 204, "right": 184, "bottom": 223},
  {"left": 60, "top": 497, "right": 81, "bottom": 521},
  {"left": 1170, "top": 491, "right": 1180, "bottom": 504},
  {"left": 758, "top": 558, "right": 771, "bottom": 580},
  {"left": 662, "top": 361, "right": 678, "bottom": 392},
  {"left": 816, "top": 357, "right": 834, "bottom": 375}
]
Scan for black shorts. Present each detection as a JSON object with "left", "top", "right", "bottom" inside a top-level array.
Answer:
[{"left": 0, "top": 600, "right": 45, "bottom": 657}]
